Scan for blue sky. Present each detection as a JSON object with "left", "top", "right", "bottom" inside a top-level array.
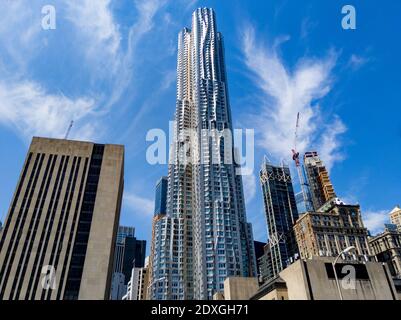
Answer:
[{"left": 1, "top": 0, "right": 401, "bottom": 254}]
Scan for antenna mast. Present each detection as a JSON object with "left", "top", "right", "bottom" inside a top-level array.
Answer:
[{"left": 64, "top": 120, "right": 74, "bottom": 139}]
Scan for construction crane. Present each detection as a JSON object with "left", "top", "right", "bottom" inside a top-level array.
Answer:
[
  {"left": 291, "top": 113, "right": 314, "bottom": 212},
  {"left": 64, "top": 120, "right": 74, "bottom": 139}
]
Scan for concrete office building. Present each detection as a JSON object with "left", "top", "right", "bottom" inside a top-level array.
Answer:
[
  {"left": 0, "top": 137, "right": 124, "bottom": 300},
  {"left": 369, "top": 224, "right": 401, "bottom": 278},
  {"left": 251, "top": 257, "right": 398, "bottom": 300},
  {"left": 303, "top": 152, "right": 336, "bottom": 211},
  {"left": 150, "top": 8, "right": 257, "bottom": 300},
  {"left": 213, "top": 277, "right": 259, "bottom": 300},
  {"left": 260, "top": 159, "right": 299, "bottom": 280},
  {"left": 390, "top": 206, "right": 401, "bottom": 231},
  {"left": 294, "top": 198, "right": 371, "bottom": 260}
]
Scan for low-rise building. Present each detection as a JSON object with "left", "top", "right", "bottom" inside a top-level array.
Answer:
[
  {"left": 251, "top": 257, "right": 398, "bottom": 300},
  {"left": 122, "top": 265, "right": 149, "bottom": 301},
  {"left": 294, "top": 199, "right": 371, "bottom": 260},
  {"left": 369, "top": 224, "right": 401, "bottom": 278},
  {"left": 390, "top": 206, "right": 401, "bottom": 231}
]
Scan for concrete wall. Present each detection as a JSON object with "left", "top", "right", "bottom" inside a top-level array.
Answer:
[
  {"left": 79, "top": 144, "right": 124, "bottom": 300},
  {"left": 280, "top": 258, "right": 397, "bottom": 300},
  {"left": 224, "top": 277, "right": 259, "bottom": 300}
]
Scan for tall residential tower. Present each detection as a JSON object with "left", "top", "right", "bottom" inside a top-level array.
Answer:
[{"left": 150, "top": 8, "right": 257, "bottom": 300}]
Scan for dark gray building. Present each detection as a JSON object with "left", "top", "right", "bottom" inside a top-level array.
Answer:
[
  {"left": 110, "top": 226, "right": 146, "bottom": 299},
  {"left": 0, "top": 137, "right": 124, "bottom": 300},
  {"left": 154, "top": 176, "right": 168, "bottom": 216},
  {"left": 259, "top": 159, "right": 299, "bottom": 281}
]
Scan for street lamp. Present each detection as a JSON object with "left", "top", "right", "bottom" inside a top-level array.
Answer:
[{"left": 332, "top": 246, "right": 356, "bottom": 300}]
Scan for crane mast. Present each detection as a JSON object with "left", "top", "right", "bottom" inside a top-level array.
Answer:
[{"left": 291, "top": 113, "right": 314, "bottom": 212}]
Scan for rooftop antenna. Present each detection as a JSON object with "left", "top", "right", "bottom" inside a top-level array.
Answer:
[
  {"left": 64, "top": 120, "right": 74, "bottom": 140},
  {"left": 291, "top": 112, "right": 314, "bottom": 212}
]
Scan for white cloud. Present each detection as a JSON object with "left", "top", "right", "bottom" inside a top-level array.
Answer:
[
  {"left": 0, "top": 1, "right": 42, "bottom": 71},
  {"left": 363, "top": 209, "right": 389, "bottom": 235},
  {"left": 348, "top": 54, "right": 370, "bottom": 70},
  {"left": 241, "top": 26, "right": 346, "bottom": 170},
  {"left": 124, "top": 191, "right": 154, "bottom": 217},
  {"left": 243, "top": 174, "right": 256, "bottom": 204},
  {"left": 0, "top": 0, "right": 167, "bottom": 142},
  {"left": 64, "top": 0, "right": 121, "bottom": 72},
  {"left": 318, "top": 116, "right": 347, "bottom": 171},
  {"left": 0, "top": 80, "right": 96, "bottom": 141}
]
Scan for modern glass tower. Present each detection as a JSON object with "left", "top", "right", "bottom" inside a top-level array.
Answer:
[
  {"left": 154, "top": 177, "right": 168, "bottom": 216},
  {"left": 150, "top": 8, "right": 257, "bottom": 300},
  {"left": 260, "top": 159, "right": 299, "bottom": 280}
]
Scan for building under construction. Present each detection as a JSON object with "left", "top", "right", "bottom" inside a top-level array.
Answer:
[{"left": 303, "top": 151, "right": 336, "bottom": 211}]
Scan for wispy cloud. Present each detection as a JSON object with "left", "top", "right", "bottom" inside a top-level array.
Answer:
[
  {"left": 300, "top": 17, "right": 318, "bottom": 39},
  {"left": 363, "top": 209, "right": 389, "bottom": 235},
  {"left": 0, "top": 0, "right": 167, "bottom": 141},
  {"left": 348, "top": 54, "right": 370, "bottom": 71},
  {"left": 241, "top": 25, "right": 346, "bottom": 170},
  {"left": 124, "top": 191, "right": 154, "bottom": 217},
  {"left": 64, "top": 0, "right": 121, "bottom": 73},
  {"left": 0, "top": 80, "right": 96, "bottom": 141}
]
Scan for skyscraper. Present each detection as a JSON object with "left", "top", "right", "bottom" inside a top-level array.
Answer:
[
  {"left": 303, "top": 152, "right": 336, "bottom": 210},
  {"left": 150, "top": 8, "right": 257, "bottom": 300},
  {"left": 0, "top": 137, "right": 124, "bottom": 300},
  {"left": 260, "top": 159, "right": 299, "bottom": 279},
  {"left": 111, "top": 225, "right": 146, "bottom": 300}
]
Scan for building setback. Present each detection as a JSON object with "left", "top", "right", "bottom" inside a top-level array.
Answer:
[
  {"left": 150, "top": 8, "right": 257, "bottom": 300},
  {"left": 0, "top": 137, "right": 124, "bottom": 300},
  {"left": 303, "top": 152, "right": 336, "bottom": 211},
  {"left": 259, "top": 159, "right": 299, "bottom": 280}
]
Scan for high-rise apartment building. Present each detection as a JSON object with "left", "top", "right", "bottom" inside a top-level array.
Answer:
[
  {"left": 303, "top": 152, "right": 336, "bottom": 210},
  {"left": 0, "top": 137, "right": 124, "bottom": 300},
  {"left": 294, "top": 198, "right": 371, "bottom": 260},
  {"left": 260, "top": 160, "right": 299, "bottom": 280},
  {"left": 150, "top": 8, "right": 257, "bottom": 300},
  {"left": 390, "top": 206, "right": 401, "bottom": 231}
]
